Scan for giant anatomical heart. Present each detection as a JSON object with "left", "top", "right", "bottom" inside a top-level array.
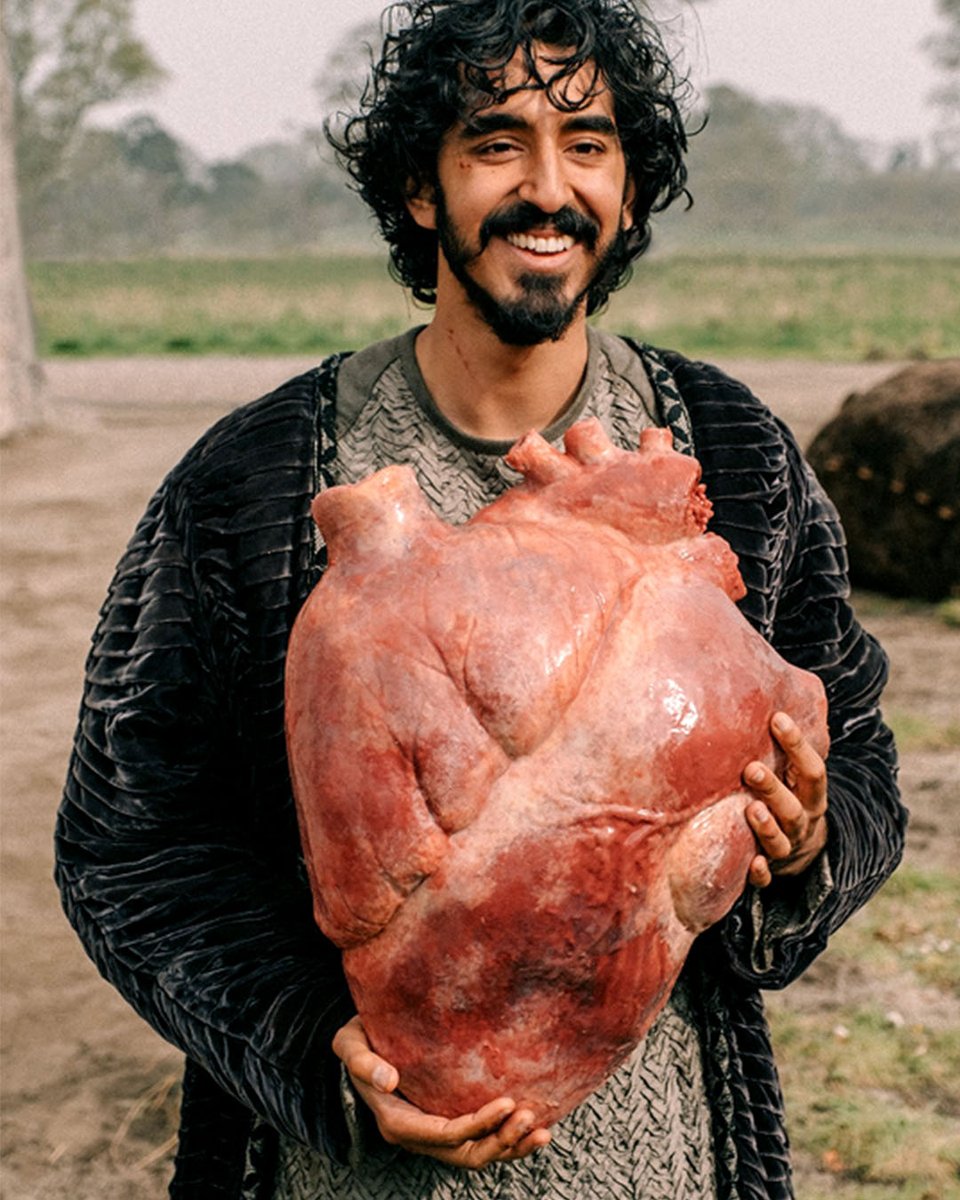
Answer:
[{"left": 285, "top": 420, "right": 829, "bottom": 1125}]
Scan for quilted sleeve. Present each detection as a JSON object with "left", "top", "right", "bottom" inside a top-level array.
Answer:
[
  {"left": 718, "top": 432, "right": 907, "bottom": 988},
  {"left": 55, "top": 421, "right": 356, "bottom": 1156}
]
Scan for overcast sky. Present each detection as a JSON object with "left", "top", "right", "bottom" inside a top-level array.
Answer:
[{"left": 103, "top": 0, "right": 946, "bottom": 160}]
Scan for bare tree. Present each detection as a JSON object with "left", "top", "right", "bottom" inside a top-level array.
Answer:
[
  {"left": 1, "top": 0, "right": 165, "bottom": 433},
  {"left": 7, "top": 0, "right": 165, "bottom": 207},
  {"left": 926, "top": 0, "right": 960, "bottom": 164},
  {"left": 0, "top": 36, "right": 43, "bottom": 437}
]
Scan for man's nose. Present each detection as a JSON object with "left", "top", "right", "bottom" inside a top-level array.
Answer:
[{"left": 517, "top": 145, "right": 574, "bottom": 214}]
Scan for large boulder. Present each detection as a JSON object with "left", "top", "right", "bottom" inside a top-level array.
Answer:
[{"left": 807, "top": 361, "right": 960, "bottom": 601}]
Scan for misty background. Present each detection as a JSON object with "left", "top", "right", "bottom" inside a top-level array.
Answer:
[{"left": 8, "top": 0, "right": 960, "bottom": 260}]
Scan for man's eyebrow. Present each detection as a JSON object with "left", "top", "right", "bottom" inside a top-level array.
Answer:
[
  {"left": 458, "top": 112, "right": 528, "bottom": 138},
  {"left": 457, "top": 111, "right": 620, "bottom": 139},
  {"left": 562, "top": 114, "right": 619, "bottom": 136}
]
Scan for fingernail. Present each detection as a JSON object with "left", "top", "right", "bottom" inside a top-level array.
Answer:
[
  {"left": 746, "top": 765, "right": 765, "bottom": 784},
  {"left": 372, "top": 1064, "right": 393, "bottom": 1091},
  {"left": 772, "top": 713, "right": 791, "bottom": 733}
]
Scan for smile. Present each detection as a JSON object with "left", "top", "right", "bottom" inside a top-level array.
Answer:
[{"left": 506, "top": 232, "right": 576, "bottom": 255}]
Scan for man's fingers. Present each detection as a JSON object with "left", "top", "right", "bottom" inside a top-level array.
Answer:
[
  {"left": 507, "top": 1126, "right": 552, "bottom": 1159},
  {"left": 771, "top": 712, "right": 828, "bottom": 814},
  {"left": 331, "top": 1015, "right": 551, "bottom": 1167},
  {"left": 376, "top": 1095, "right": 551, "bottom": 1168},
  {"left": 745, "top": 795, "right": 793, "bottom": 859},
  {"left": 746, "top": 767, "right": 805, "bottom": 840},
  {"left": 471, "top": 1115, "right": 552, "bottom": 1165},
  {"left": 369, "top": 1089, "right": 521, "bottom": 1151},
  {"left": 742, "top": 712, "right": 830, "bottom": 880},
  {"left": 748, "top": 852, "right": 773, "bottom": 889},
  {"left": 429, "top": 1097, "right": 520, "bottom": 1147},
  {"left": 453, "top": 1107, "right": 549, "bottom": 1168},
  {"left": 332, "top": 1016, "right": 399, "bottom": 1093},
  {"left": 501, "top": 1126, "right": 552, "bottom": 1159}
]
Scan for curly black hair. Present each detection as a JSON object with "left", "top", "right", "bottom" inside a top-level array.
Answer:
[{"left": 326, "top": 0, "right": 691, "bottom": 311}]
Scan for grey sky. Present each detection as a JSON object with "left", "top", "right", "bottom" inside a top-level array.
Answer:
[{"left": 104, "top": 0, "right": 945, "bottom": 160}]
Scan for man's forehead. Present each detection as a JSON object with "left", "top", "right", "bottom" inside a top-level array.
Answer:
[
  {"left": 455, "top": 52, "right": 614, "bottom": 129},
  {"left": 456, "top": 44, "right": 611, "bottom": 121}
]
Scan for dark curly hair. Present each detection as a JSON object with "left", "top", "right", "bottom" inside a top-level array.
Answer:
[{"left": 326, "top": 0, "right": 691, "bottom": 312}]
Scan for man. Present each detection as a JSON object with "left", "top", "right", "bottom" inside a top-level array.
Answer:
[{"left": 55, "top": 0, "right": 905, "bottom": 1197}]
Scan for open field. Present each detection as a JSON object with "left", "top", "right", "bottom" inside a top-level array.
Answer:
[
  {"left": 2, "top": 358, "right": 959, "bottom": 1199},
  {"left": 27, "top": 252, "right": 960, "bottom": 361}
]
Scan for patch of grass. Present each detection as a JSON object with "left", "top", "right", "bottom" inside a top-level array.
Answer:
[
  {"left": 600, "top": 252, "right": 960, "bottom": 361},
  {"left": 27, "top": 252, "right": 960, "bottom": 360},
  {"left": 770, "top": 1007, "right": 960, "bottom": 1193},
  {"left": 768, "top": 867, "right": 960, "bottom": 1197},
  {"left": 27, "top": 255, "right": 421, "bottom": 358},
  {"left": 936, "top": 599, "right": 960, "bottom": 629},
  {"left": 852, "top": 588, "right": 960, "bottom": 636},
  {"left": 886, "top": 708, "right": 960, "bottom": 754},
  {"left": 885, "top": 711, "right": 960, "bottom": 753},
  {"left": 851, "top": 591, "right": 937, "bottom": 619},
  {"left": 848, "top": 867, "right": 960, "bottom": 993},
  {"left": 793, "top": 1178, "right": 960, "bottom": 1200}
]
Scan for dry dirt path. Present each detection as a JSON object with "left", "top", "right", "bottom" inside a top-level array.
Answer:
[{"left": 39, "top": 355, "right": 906, "bottom": 451}]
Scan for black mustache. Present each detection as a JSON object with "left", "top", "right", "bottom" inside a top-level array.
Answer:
[{"left": 479, "top": 202, "right": 600, "bottom": 251}]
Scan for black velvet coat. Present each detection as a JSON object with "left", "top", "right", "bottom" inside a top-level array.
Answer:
[{"left": 55, "top": 348, "right": 906, "bottom": 1199}]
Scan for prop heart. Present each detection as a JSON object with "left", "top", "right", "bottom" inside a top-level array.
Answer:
[{"left": 285, "top": 420, "right": 828, "bottom": 1124}]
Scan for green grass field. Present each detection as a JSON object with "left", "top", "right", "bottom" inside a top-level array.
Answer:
[
  {"left": 767, "top": 864, "right": 960, "bottom": 1199},
  {"left": 27, "top": 251, "right": 960, "bottom": 360}
]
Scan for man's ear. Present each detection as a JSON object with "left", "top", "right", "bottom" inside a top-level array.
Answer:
[
  {"left": 621, "top": 176, "right": 637, "bottom": 230},
  {"left": 406, "top": 178, "right": 438, "bottom": 231}
]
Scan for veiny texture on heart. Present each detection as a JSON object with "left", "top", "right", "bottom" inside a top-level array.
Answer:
[{"left": 285, "top": 420, "right": 829, "bottom": 1124}]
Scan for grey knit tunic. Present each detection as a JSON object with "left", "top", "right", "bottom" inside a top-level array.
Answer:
[{"left": 269, "top": 327, "right": 719, "bottom": 1199}]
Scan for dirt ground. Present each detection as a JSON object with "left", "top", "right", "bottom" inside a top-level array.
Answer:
[{"left": 1, "top": 357, "right": 957, "bottom": 1198}]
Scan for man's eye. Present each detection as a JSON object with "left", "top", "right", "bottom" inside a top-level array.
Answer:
[
  {"left": 478, "top": 139, "right": 516, "bottom": 155},
  {"left": 572, "top": 140, "right": 605, "bottom": 155}
]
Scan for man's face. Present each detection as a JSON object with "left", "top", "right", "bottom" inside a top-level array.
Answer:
[{"left": 408, "top": 49, "right": 635, "bottom": 345}]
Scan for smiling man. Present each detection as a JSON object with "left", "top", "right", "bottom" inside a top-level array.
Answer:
[
  {"left": 55, "top": 1, "right": 905, "bottom": 1198},
  {"left": 414, "top": 55, "right": 634, "bottom": 350}
]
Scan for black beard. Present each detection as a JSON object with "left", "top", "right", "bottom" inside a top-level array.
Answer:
[{"left": 436, "top": 195, "right": 626, "bottom": 347}]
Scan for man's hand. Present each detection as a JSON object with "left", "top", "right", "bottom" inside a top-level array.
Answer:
[
  {"left": 743, "top": 711, "right": 828, "bottom": 887},
  {"left": 332, "top": 1016, "right": 551, "bottom": 1169}
]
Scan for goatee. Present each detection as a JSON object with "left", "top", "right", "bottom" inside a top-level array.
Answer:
[{"left": 436, "top": 196, "right": 627, "bottom": 347}]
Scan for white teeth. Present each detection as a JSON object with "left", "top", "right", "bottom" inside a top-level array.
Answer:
[{"left": 506, "top": 232, "right": 575, "bottom": 254}]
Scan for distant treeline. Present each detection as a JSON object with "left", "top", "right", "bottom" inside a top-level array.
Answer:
[{"left": 20, "top": 84, "right": 960, "bottom": 259}]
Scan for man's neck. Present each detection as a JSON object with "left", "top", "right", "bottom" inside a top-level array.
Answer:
[{"left": 414, "top": 304, "right": 591, "bottom": 442}]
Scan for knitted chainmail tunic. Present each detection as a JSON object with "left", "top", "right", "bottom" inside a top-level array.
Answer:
[{"left": 268, "top": 327, "right": 719, "bottom": 1200}]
